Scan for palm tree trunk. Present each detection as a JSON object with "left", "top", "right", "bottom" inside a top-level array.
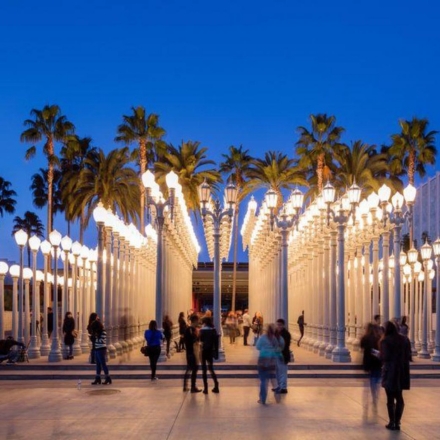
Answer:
[
  {"left": 139, "top": 140, "right": 147, "bottom": 233},
  {"left": 408, "top": 150, "right": 415, "bottom": 186},
  {"left": 317, "top": 153, "right": 325, "bottom": 192},
  {"left": 47, "top": 164, "right": 53, "bottom": 236},
  {"left": 27, "top": 244, "right": 31, "bottom": 268},
  {"left": 231, "top": 204, "right": 240, "bottom": 312},
  {"left": 79, "top": 211, "right": 85, "bottom": 243}
]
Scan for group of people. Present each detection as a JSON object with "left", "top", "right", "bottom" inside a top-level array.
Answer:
[{"left": 361, "top": 315, "right": 412, "bottom": 431}]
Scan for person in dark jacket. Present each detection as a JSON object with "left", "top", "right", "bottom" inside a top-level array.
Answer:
[
  {"left": 47, "top": 307, "right": 54, "bottom": 338},
  {"left": 145, "top": 320, "right": 164, "bottom": 380},
  {"left": 360, "top": 323, "right": 382, "bottom": 408},
  {"left": 274, "top": 318, "right": 291, "bottom": 394},
  {"left": 380, "top": 321, "right": 411, "bottom": 431},
  {"left": 0, "top": 336, "right": 25, "bottom": 363},
  {"left": 62, "top": 311, "right": 75, "bottom": 360},
  {"left": 178, "top": 312, "right": 187, "bottom": 351},
  {"left": 162, "top": 315, "right": 173, "bottom": 358},
  {"left": 199, "top": 317, "right": 219, "bottom": 394},
  {"left": 87, "top": 313, "right": 112, "bottom": 385},
  {"left": 183, "top": 314, "right": 202, "bottom": 393}
]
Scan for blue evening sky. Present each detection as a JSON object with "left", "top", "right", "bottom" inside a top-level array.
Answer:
[{"left": 0, "top": 0, "right": 439, "bottom": 264}]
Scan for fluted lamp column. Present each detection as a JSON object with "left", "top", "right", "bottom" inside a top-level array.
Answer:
[
  {"left": 419, "top": 241, "right": 432, "bottom": 359},
  {"left": 432, "top": 238, "right": 440, "bottom": 362},
  {"left": 0, "top": 262, "right": 8, "bottom": 340},
  {"left": 28, "top": 235, "right": 41, "bottom": 358},
  {"left": 93, "top": 202, "right": 107, "bottom": 319},
  {"left": 14, "top": 229, "right": 28, "bottom": 344},
  {"left": 40, "top": 240, "right": 52, "bottom": 355},
  {"left": 407, "top": 247, "right": 419, "bottom": 356}
]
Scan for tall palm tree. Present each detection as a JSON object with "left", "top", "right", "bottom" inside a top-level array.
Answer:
[
  {"left": 20, "top": 105, "right": 75, "bottom": 235},
  {"left": 0, "top": 177, "right": 17, "bottom": 217},
  {"left": 12, "top": 211, "right": 45, "bottom": 266},
  {"left": 63, "top": 147, "right": 140, "bottom": 229},
  {"left": 115, "top": 106, "right": 166, "bottom": 230},
  {"left": 154, "top": 141, "right": 221, "bottom": 212},
  {"left": 30, "top": 168, "right": 64, "bottom": 231},
  {"left": 388, "top": 117, "right": 438, "bottom": 185},
  {"left": 60, "top": 136, "right": 97, "bottom": 241},
  {"left": 220, "top": 146, "right": 253, "bottom": 312},
  {"left": 296, "top": 114, "right": 346, "bottom": 192},
  {"left": 247, "top": 151, "right": 308, "bottom": 207},
  {"left": 333, "top": 141, "right": 392, "bottom": 197}
]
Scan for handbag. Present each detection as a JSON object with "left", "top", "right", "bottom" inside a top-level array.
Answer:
[
  {"left": 140, "top": 345, "right": 150, "bottom": 356},
  {"left": 72, "top": 330, "right": 78, "bottom": 338}
]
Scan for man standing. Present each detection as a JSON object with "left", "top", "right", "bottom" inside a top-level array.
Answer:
[
  {"left": 183, "top": 314, "right": 202, "bottom": 393},
  {"left": 297, "top": 310, "right": 305, "bottom": 346},
  {"left": 47, "top": 307, "right": 54, "bottom": 338},
  {"left": 242, "top": 309, "right": 252, "bottom": 346},
  {"left": 199, "top": 317, "right": 219, "bottom": 394},
  {"left": 275, "top": 319, "right": 291, "bottom": 394}
]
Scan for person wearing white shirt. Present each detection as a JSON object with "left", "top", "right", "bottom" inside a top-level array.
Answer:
[{"left": 242, "top": 309, "right": 252, "bottom": 346}]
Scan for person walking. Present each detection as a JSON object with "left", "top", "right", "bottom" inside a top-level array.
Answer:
[
  {"left": 62, "top": 311, "right": 76, "bottom": 360},
  {"left": 274, "top": 318, "right": 291, "bottom": 394},
  {"left": 199, "top": 316, "right": 220, "bottom": 394},
  {"left": 252, "top": 312, "right": 263, "bottom": 346},
  {"left": 178, "top": 311, "right": 187, "bottom": 352},
  {"left": 226, "top": 312, "right": 238, "bottom": 344},
  {"left": 380, "top": 321, "right": 411, "bottom": 431},
  {"left": 360, "top": 323, "right": 382, "bottom": 409},
  {"left": 88, "top": 313, "right": 112, "bottom": 385},
  {"left": 256, "top": 324, "right": 284, "bottom": 405},
  {"left": 242, "top": 309, "right": 252, "bottom": 346},
  {"left": 162, "top": 315, "right": 173, "bottom": 358},
  {"left": 183, "top": 314, "right": 202, "bottom": 393},
  {"left": 145, "top": 320, "right": 164, "bottom": 381},
  {"left": 297, "top": 310, "right": 305, "bottom": 346}
]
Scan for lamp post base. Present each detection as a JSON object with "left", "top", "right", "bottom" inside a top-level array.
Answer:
[
  {"left": 114, "top": 342, "right": 123, "bottom": 356},
  {"left": 81, "top": 337, "right": 90, "bottom": 354},
  {"left": 48, "top": 339, "right": 62, "bottom": 362},
  {"left": 27, "top": 336, "right": 41, "bottom": 359},
  {"left": 108, "top": 344, "right": 117, "bottom": 359},
  {"left": 158, "top": 345, "right": 168, "bottom": 363},
  {"left": 325, "top": 344, "right": 334, "bottom": 359},
  {"left": 418, "top": 347, "right": 431, "bottom": 359},
  {"left": 216, "top": 348, "right": 226, "bottom": 362},
  {"left": 331, "top": 346, "right": 351, "bottom": 363},
  {"left": 73, "top": 338, "right": 82, "bottom": 356},
  {"left": 432, "top": 353, "right": 440, "bottom": 362},
  {"left": 40, "top": 334, "right": 50, "bottom": 356}
]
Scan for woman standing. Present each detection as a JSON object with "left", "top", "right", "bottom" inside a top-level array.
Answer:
[
  {"left": 62, "top": 311, "right": 75, "bottom": 360},
  {"left": 178, "top": 312, "right": 187, "bottom": 352},
  {"left": 87, "top": 313, "right": 112, "bottom": 385},
  {"left": 163, "top": 315, "right": 173, "bottom": 358},
  {"left": 226, "top": 312, "right": 238, "bottom": 344},
  {"left": 252, "top": 312, "right": 263, "bottom": 346},
  {"left": 256, "top": 324, "right": 284, "bottom": 405},
  {"left": 380, "top": 321, "right": 411, "bottom": 431},
  {"left": 145, "top": 320, "right": 164, "bottom": 381}
]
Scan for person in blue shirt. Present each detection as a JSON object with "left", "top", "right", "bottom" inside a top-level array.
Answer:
[{"left": 145, "top": 320, "right": 164, "bottom": 381}]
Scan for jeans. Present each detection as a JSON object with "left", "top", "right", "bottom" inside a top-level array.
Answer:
[
  {"left": 257, "top": 366, "right": 276, "bottom": 404},
  {"left": 165, "top": 336, "right": 171, "bottom": 356},
  {"left": 369, "top": 369, "right": 381, "bottom": 404},
  {"left": 276, "top": 358, "right": 288, "bottom": 390},
  {"left": 95, "top": 348, "right": 109, "bottom": 376},
  {"left": 148, "top": 345, "right": 161, "bottom": 379},
  {"left": 243, "top": 326, "right": 250, "bottom": 345},
  {"left": 201, "top": 350, "right": 218, "bottom": 390}
]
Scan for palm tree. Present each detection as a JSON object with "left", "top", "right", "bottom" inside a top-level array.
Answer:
[
  {"left": 388, "top": 117, "right": 438, "bottom": 186},
  {"left": 115, "top": 106, "right": 166, "bottom": 230},
  {"left": 30, "top": 168, "right": 64, "bottom": 231},
  {"left": 63, "top": 147, "right": 140, "bottom": 229},
  {"left": 296, "top": 114, "right": 346, "bottom": 192},
  {"left": 12, "top": 211, "right": 45, "bottom": 266},
  {"left": 60, "top": 136, "right": 97, "bottom": 241},
  {"left": 219, "top": 146, "right": 253, "bottom": 311},
  {"left": 0, "top": 177, "right": 17, "bottom": 217},
  {"left": 20, "top": 105, "right": 75, "bottom": 235},
  {"left": 154, "top": 141, "right": 221, "bottom": 212},
  {"left": 247, "top": 151, "right": 308, "bottom": 207},
  {"left": 333, "top": 141, "right": 392, "bottom": 197}
]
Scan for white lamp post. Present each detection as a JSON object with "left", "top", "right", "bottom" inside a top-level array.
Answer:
[
  {"left": 199, "top": 179, "right": 238, "bottom": 361},
  {"left": 9, "top": 265, "right": 19, "bottom": 340},
  {"left": 23, "top": 267, "right": 32, "bottom": 344},
  {"left": 419, "top": 241, "right": 432, "bottom": 359},
  {"left": 48, "top": 229, "right": 62, "bottom": 362},
  {"left": 71, "top": 241, "right": 82, "bottom": 356},
  {"left": 433, "top": 238, "right": 440, "bottom": 362},
  {"left": 40, "top": 240, "right": 51, "bottom": 355},
  {"left": 14, "top": 229, "right": 28, "bottom": 343},
  {"left": 28, "top": 235, "right": 41, "bottom": 358},
  {"left": 80, "top": 245, "right": 91, "bottom": 353},
  {"left": 93, "top": 202, "right": 107, "bottom": 319},
  {"left": 0, "top": 262, "right": 8, "bottom": 339},
  {"left": 407, "top": 247, "right": 419, "bottom": 356}
]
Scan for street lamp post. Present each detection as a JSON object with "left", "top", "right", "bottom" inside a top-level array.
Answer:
[
  {"left": 40, "top": 240, "right": 52, "bottom": 355},
  {"left": 23, "top": 268, "right": 32, "bottom": 344},
  {"left": 48, "top": 229, "right": 62, "bottom": 362},
  {"left": 323, "top": 181, "right": 361, "bottom": 363},
  {"left": 28, "top": 235, "right": 41, "bottom": 358},
  {"left": 199, "top": 180, "right": 238, "bottom": 362},
  {"left": 419, "top": 241, "right": 432, "bottom": 359},
  {"left": 265, "top": 188, "right": 304, "bottom": 324},
  {"left": 407, "top": 247, "right": 419, "bottom": 356},
  {"left": 9, "top": 265, "right": 19, "bottom": 339},
  {"left": 432, "top": 238, "right": 440, "bottom": 362},
  {"left": 14, "top": 229, "right": 28, "bottom": 344},
  {"left": 142, "top": 170, "right": 178, "bottom": 350},
  {"left": 93, "top": 202, "right": 107, "bottom": 318},
  {"left": 0, "top": 262, "right": 8, "bottom": 340}
]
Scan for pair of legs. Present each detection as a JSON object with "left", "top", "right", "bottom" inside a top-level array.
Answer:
[
  {"left": 228, "top": 326, "right": 236, "bottom": 344},
  {"left": 148, "top": 346, "right": 161, "bottom": 379},
  {"left": 257, "top": 366, "right": 277, "bottom": 404},
  {"left": 165, "top": 336, "right": 171, "bottom": 357},
  {"left": 385, "top": 388, "right": 405, "bottom": 430},
  {"left": 93, "top": 348, "right": 111, "bottom": 384},
  {"left": 178, "top": 335, "right": 185, "bottom": 351},
  {"left": 275, "top": 358, "right": 288, "bottom": 391},
  {"left": 0, "top": 350, "right": 20, "bottom": 364},
  {"left": 243, "top": 326, "right": 250, "bottom": 345},
  {"left": 183, "top": 354, "right": 199, "bottom": 391},
  {"left": 297, "top": 327, "right": 304, "bottom": 346},
  {"left": 201, "top": 350, "right": 219, "bottom": 393},
  {"left": 66, "top": 344, "right": 73, "bottom": 359},
  {"left": 369, "top": 369, "right": 381, "bottom": 406}
]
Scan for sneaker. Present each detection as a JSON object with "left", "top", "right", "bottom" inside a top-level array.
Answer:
[
  {"left": 279, "top": 389, "right": 288, "bottom": 394},
  {"left": 190, "top": 388, "right": 202, "bottom": 393}
]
